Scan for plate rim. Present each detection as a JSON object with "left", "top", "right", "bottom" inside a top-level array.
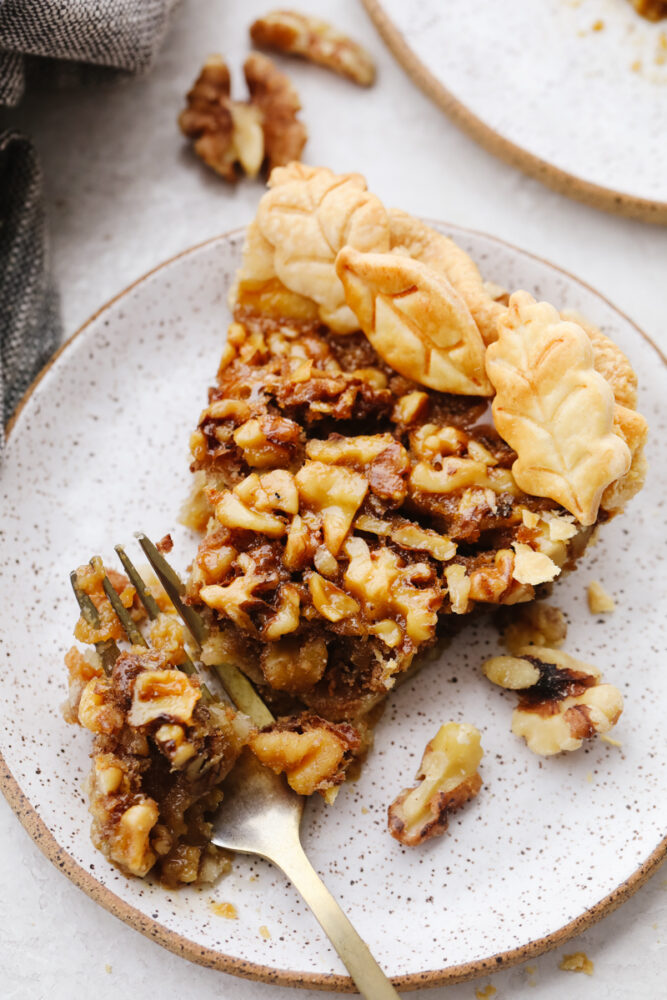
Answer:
[
  {"left": 2, "top": 227, "right": 666, "bottom": 992},
  {"left": 362, "top": 0, "right": 667, "bottom": 226}
]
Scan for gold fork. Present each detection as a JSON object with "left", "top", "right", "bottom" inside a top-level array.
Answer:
[{"left": 72, "top": 535, "right": 401, "bottom": 999}]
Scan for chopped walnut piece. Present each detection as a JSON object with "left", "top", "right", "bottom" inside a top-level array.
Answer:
[
  {"left": 296, "top": 461, "right": 368, "bottom": 555},
  {"left": 115, "top": 800, "right": 160, "bottom": 877},
  {"left": 249, "top": 715, "right": 360, "bottom": 795},
  {"left": 260, "top": 635, "right": 327, "bottom": 692},
  {"left": 308, "top": 572, "right": 360, "bottom": 622},
  {"left": 178, "top": 53, "right": 306, "bottom": 181},
  {"left": 501, "top": 602, "right": 568, "bottom": 654},
  {"left": 445, "top": 564, "right": 471, "bottom": 615},
  {"left": 128, "top": 670, "right": 201, "bottom": 728},
  {"left": 215, "top": 470, "right": 299, "bottom": 537},
  {"left": 511, "top": 542, "right": 561, "bottom": 586},
  {"left": 392, "top": 391, "right": 430, "bottom": 425},
  {"left": 344, "top": 536, "right": 441, "bottom": 646},
  {"left": 78, "top": 677, "right": 124, "bottom": 735},
  {"left": 587, "top": 580, "right": 615, "bottom": 614},
  {"left": 387, "top": 723, "right": 483, "bottom": 846},
  {"left": 306, "top": 433, "right": 397, "bottom": 466},
  {"left": 200, "top": 552, "right": 269, "bottom": 630},
  {"left": 355, "top": 513, "right": 456, "bottom": 562},
  {"left": 264, "top": 582, "right": 300, "bottom": 639},
  {"left": 250, "top": 10, "right": 376, "bottom": 86},
  {"left": 483, "top": 646, "right": 623, "bottom": 755},
  {"left": 410, "top": 458, "right": 518, "bottom": 496}
]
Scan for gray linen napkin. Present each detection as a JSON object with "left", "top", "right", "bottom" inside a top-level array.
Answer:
[
  {"left": 0, "top": 129, "right": 60, "bottom": 432},
  {"left": 0, "top": 0, "right": 177, "bottom": 440}
]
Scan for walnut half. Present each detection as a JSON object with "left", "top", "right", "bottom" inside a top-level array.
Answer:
[
  {"left": 483, "top": 646, "right": 623, "bottom": 756},
  {"left": 179, "top": 53, "right": 306, "bottom": 180},
  {"left": 250, "top": 10, "right": 376, "bottom": 86},
  {"left": 387, "top": 723, "right": 483, "bottom": 846}
]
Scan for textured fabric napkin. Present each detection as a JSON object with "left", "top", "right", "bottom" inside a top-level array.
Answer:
[{"left": 0, "top": 0, "right": 177, "bottom": 440}]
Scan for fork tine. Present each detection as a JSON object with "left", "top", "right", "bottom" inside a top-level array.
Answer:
[
  {"left": 93, "top": 557, "right": 148, "bottom": 648},
  {"left": 114, "top": 543, "right": 200, "bottom": 680},
  {"left": 69, "top": 570, "right": 120, "bottom": 675},
  {"left": 136, "top": 533, "right": 274, "bottom": 727},
  {"left": 214, "top": 662, "right": 274, "bottom": 727},
  {"left": 115, "top": 544, "right": 161, "bottom": 620},
  {"left": 135, "top": 533, "right": 208, "bottom": 647}
]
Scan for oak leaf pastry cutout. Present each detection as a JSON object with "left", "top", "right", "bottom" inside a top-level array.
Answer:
[
  {"left": 560, "top": 309, "right": 648, "bottom": 518},
  {"left": 336, "top": 247, "right": 492, "bottom": 396},
  {"left": 250, "top": 10, "right": 376, "bottom": 86},
  {"left": 236, "top": 164, "right": 390, "bottom": 332},
  {"left": 485, "top": 292, "right": 631, "bottom": 525},
  {"left": 388, "top": 209, "right": 507, "bottom": 345}
]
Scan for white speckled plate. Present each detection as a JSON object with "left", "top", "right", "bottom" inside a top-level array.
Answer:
[
  {"left": 364, "top": 0, "right": 667, "bottom": 222},
  {"left": 1, "top": 227, "right": 665, "bottom": 991}
]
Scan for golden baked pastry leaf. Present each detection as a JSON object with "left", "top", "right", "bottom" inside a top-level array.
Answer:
[
  {"left": 486, "top": 292, "right": 631, "bottom": 525},
  {"left": 253, "top": 164, "right": 390, "bottom": 332},
  {"left": 388, "top": 209, "right": 507, "bottom": 345},
  {"left": 336, "top": 247, "right": 493, "bottom": 396}
]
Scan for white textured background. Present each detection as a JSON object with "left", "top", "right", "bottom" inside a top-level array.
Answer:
[{"left": 1, "top": 0, "right": 666, "bottom": 997}]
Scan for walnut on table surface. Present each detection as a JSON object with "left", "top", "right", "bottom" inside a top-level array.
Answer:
[
  {"left": 483, "top": 646, "right": 623, "bottom": 756},
  {"left": 387, "top": 723, "right": 483, "bottom": 846},
  {"left": 250, "top": 10, "right": 376, "bottom": 86},
  {"left": 178, "top": 53, "right": 306, "bottom": 181}
]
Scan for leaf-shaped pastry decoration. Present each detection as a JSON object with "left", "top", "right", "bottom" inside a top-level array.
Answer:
[
  {"left": 335, "top": 247, "right": 493, "bottom": 396},
  {"left": 251, "top": 164, "right": 390, "bottom": 332},
  {"left": 485, "top": 292, "right": 631, "bottom": 525},
  {"left": 388, "top": 209, "right": 507, "bottom": 345}
]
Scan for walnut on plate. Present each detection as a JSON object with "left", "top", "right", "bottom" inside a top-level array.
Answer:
[
  {"left": 178, "top": 53, "right": 306, "bottom": 180},
  {"left": 482, "top": 646, "right": 623, "bottom": 756},
  {"left": 387, "top": 723, "right": 483, "bottom": 846},
  {"left": 250, "top": 10, "right": 376, "bottom": 86}
]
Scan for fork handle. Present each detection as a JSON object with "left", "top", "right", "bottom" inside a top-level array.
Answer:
[{"left": 272, "top": 842, "right": 402, "bottom": 999}]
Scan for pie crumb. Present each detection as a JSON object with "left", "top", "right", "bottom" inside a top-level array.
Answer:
[
  {"left": 259, "top": 925, "right": 271, "bottom": 939},
  {"left": 601, "top": 733, "right": 623, "bottom": 747},
  {"left": 105, "top": 964, "right": 112, "bottom": 975},
  {"left": 475, "top": 986, "right": 497, "bottom": 999},
  {"left": 211, "top": 901, "right": 238, "bottom": 919},
  {"left": 559, "top": 952, "right": 594, "bottom": 975},
  {"left": 587, "top": 580, "right": 615, "bottom": 614}
]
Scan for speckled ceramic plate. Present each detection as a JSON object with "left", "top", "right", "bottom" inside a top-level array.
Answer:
[
  {"left": 364, "top": 0, "right": 667, "bottom": 222},
  {"left": 1, "top": 226, "right": 666, "bottom": 992}
]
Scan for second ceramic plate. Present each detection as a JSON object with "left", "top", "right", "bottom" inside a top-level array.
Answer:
[
  {"left": 0, "top": 225, "right": 665, "bottom": 990},
  {"left": 365, "top": 0, "right": 667, "bottom": 221}
]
